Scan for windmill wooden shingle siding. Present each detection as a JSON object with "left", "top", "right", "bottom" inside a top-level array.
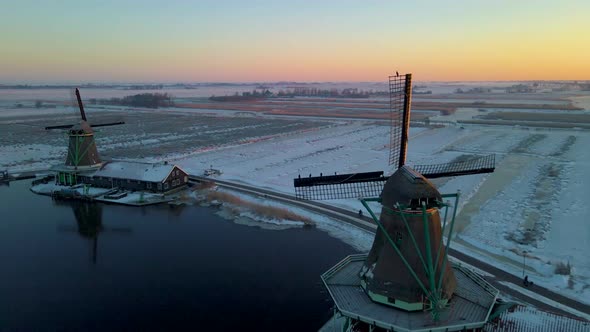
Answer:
[
  {"left": 65, "top": 121, "right": 101, "bottom": 168},
  {"left": 359, "top": 166, "right": 457, "bottom": 311}
]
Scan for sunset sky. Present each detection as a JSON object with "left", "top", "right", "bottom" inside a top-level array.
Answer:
[{"left": 1, "top": 0, "right": 588, "bottom": 83}]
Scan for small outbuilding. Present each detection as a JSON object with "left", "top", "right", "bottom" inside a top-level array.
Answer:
[{"left": 77, "top": 161, "right": 188, "bottom": 193}]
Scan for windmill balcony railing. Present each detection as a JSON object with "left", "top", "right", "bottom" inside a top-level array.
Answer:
[{"left": 321, "top": 254, "right": 367, "bottom": 281}]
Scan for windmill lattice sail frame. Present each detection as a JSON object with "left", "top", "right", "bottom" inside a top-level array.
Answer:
[
  {"left": 389, "top": 74, "right": 412, "bottom": 168},
  {"left": 292, "top": 73, "right": 496, "bottom": 200},
  {"left": 294, "top": 171, "right": 387, "bottom": 200}
]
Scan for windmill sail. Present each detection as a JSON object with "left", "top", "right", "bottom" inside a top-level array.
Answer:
[
  {"left": 414, "top": 154, "right": 496, "bottom": 178},
  {"left": 388, "top": 74, "right": 412, "bottom": 168},
  {"left": 75, "top": 88, "right": 88, "bottom": 121},
  {"left": 45, "top": 88, "right": 125, "bottom": 130},
  {"left": 292, "top": 73, "right": 496, "bottom": 200},
  {"left": 45, "top": 121, "right": 125, "bottom": 130},
  {"left": 294, "top": 171, "right": 387, "bottom": 200}
]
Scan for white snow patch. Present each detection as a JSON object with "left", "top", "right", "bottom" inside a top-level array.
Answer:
[{"left": 498, "top": 281, "right": 590, "bottom": 322}]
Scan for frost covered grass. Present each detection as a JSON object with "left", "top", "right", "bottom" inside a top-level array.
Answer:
[
  {"left": 206, "top": 191, "right": 314, "bottom": 226},
  {"left": 207, "top": 189, "right": 374, "bottom": 252}
]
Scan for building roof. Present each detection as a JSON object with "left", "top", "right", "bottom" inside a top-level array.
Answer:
[{"left": 92, "top": 161, "right": 184, "bottom": 183}]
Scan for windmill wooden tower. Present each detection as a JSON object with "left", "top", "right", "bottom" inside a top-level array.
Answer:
[
  {"left": 46, "top": 89, "right": 124, "bottom": 186},
  {"left": 296, "top": 74, "right": 499, "bottom": 331}
]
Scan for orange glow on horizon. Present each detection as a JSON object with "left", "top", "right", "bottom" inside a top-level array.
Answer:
[{"left": 1, "top": 1, "right": 589, "bottom": 83}]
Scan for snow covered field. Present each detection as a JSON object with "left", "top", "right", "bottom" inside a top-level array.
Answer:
[
  {"left": 165, "top": 120, "right": 590, "bottom": 304},
  {"left": 0, "top": 105, "right": 333, "bottom": 172},
  {"left": 2, "top": 90, "right": 589, "bottom": 305}
]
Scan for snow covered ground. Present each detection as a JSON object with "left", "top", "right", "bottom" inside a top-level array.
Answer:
[
  {"left": 2, "top": 93, "right": 589, "bottom": 305},
  {"left": 484, "top": 304, "right": 590, "bottom": 331},
  {"left": 0, "top": 105, "right": 332, "bottom": 171}
]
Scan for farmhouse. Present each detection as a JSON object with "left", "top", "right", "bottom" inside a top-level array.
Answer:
[{"left": 75, "top": 161, "right": 188, "bottom": 193}]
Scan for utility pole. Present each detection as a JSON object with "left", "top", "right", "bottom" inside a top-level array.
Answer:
[{"left": 522, "top": 250, "right": 527, "bottom": 277}]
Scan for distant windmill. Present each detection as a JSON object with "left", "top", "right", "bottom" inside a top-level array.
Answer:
[
  {"left": 46, "top": 88, "right": 124, "bottom": 185},
  {"left": 295, "top": 73, "right": 497, "bottom": 321}
]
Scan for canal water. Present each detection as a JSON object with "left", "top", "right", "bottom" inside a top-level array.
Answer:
[{"left": 0, "top": 180, "right": 358, "bottom": 331}]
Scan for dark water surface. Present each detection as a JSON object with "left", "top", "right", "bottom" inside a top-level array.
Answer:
[{"left": 0, "top": 180, "right": 357, "bottom": 331}]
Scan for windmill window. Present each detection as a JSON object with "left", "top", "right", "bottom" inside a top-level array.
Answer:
[
  {"left": 410, "top": 197, "right": 437, "bottom": 209},
  {"left": 147, "top": 183, "right": 152, "bottom": 189},
  {"left": 164, "top": 183, "right": 169, "bottom": 190}
]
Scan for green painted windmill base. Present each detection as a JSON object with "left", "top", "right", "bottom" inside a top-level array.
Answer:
[
  {"left": 57, "top": 170, "right": 78, "bottom": 186},
  {"left": 360, "top": 279, "right": 449, "bottom": 311}
]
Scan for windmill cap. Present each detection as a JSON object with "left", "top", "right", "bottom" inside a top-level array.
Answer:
[
  {"left": 69, "top": 120, "right": 93, "bottom": 134},
  {"left": 381, "top": 165, "right": 442, "bottom": 209}
]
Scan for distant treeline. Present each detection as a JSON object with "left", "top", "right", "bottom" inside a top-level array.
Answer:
[
  {"left": 455, "top": 87, "right": 492, "bottom": 94},
  {"left": 210, "top": 88, "right": 375, "bottom": 102},
  {"left": 0, "top": 84, "right": 168, "bottom": 90},
  {"left": 278, "top": 87, "right": 370, "bottom": 98},
  {"left": 209, "top": 95, "right": 264, "bottom": 102},
  {"left": 122, "top": 84, "right": 164, "bottom": 90},
  {"left": 89, "top": 93, "right": 174, "bottom": 109}
]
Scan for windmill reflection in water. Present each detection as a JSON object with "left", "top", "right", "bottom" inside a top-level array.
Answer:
[{"left": 56, "top": 201, "right": 132, "bottom": 264}]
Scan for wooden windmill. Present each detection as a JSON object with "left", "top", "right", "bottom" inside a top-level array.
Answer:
[
  {"left": 46, "top": 88, "right": 124, "bottom": 185},
  {"left": 294, "top": 74, "right": 496, "bottom": 319}
]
